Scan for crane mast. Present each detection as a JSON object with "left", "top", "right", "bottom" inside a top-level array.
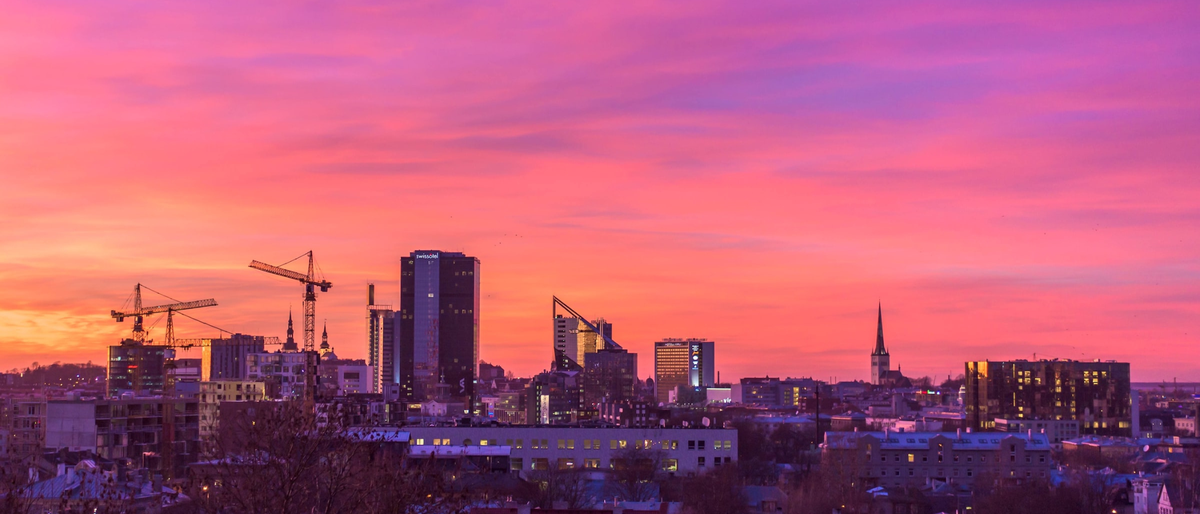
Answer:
[{"left": 249, "top": 251, "right": 331, "bottom": 352}]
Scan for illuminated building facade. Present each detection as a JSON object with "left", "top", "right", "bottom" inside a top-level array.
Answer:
[
  {"left": 654, "top": 339, "right": 715, "bottom": 405},
  {"left": 965, "top": 359, "right": 1132, "bottom": 436}
]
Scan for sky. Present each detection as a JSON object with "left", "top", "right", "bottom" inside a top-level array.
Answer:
[{"left": 1, "top": 1, "right": 1199, "bottom": 382}]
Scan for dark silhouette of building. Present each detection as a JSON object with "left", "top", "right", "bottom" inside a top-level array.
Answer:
[
  {"left": 524, "top": 370, "right": 583, "bottom": 425},
  {"left": 965, "top": 359, "right": 1132, "bottom": 436},
  {"left": 399, "top": 250, "right": 480, "bottom": 406},
  {"left": 108, "top": 340, "right": 165, "bottom": 397},
  {"left": 582, "top": 348, "right": 638, "bottom": 407}
]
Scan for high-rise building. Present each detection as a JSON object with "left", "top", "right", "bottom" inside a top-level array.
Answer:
[
  {"left": 654, "top": 339, "right": 715, "bottom": 405},
  {"left": 366, "top": 284, "right": 396, "bottom": 393},
  {"left": 965, "top": 359, "right": 1132, "bottom": 436},
  {"left": 870, "top": 304, "right": 890, "bottom": 385},
  {"left": 399, "top": 250, "right": 480, "bottom": 403},
  {"left": 108, "top": 340, "right": 165, "bottom": 397},
  {"left": 554, "top": 316, "right": 612, "bottom": 368},
  {"left": 202, "top": 333, "right": 266, "bottom": 381}
]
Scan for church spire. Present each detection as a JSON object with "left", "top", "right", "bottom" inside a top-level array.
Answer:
[
  {"left": 873, "top": 302, "right": 888, "bottom": 356},
  {"left": 283, "top": 308, "right": 298, "bottom": 352},
  {"left": 320, "top": 320, "right": 330, "bottom": 352}
]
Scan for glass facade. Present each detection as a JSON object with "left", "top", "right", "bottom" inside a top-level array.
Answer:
[
  {"left": 399, "top": 250, "right": 480, "bottom": 404},
  {"left": 965, "top": 360, "right": 1132, "bottom": 436}
]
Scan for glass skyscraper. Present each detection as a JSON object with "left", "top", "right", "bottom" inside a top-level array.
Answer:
[{"left": 399, "top": 250, "right": 480, "bottom": 405}]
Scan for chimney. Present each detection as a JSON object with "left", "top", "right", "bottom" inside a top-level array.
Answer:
[{"left": 957, "top": 428, "right": 962, "bottom": 438}]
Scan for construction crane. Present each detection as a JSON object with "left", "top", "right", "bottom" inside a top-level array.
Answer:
[
  {"left": 249, "top": 251, "right": 332, "bottom": 352},
  {"left": 111, "top": 283, "right": 218, "bottom": 345},
  {"left": 111, "top": 283, "right": 218, "bottom": 396}
]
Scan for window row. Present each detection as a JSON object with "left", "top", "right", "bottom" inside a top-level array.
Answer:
[{"left": 413, "top": 437, "right": 732, "bottom": 450}]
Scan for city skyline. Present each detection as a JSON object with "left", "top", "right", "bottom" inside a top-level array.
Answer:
[{"left": 3, "top": 2, "right": 1200, "bottom": 382}]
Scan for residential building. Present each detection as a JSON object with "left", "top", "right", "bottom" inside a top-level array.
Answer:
[
  {"left": 965, "top": 359, "right": 1132, "bottom": 436},
  {"left": 366, "top": 284, "right": 391, "bottom": 393},
  {"left": 654, "top": 339, "right": 714, "bottom": 405},
  {"left": 44, "top": 397, "right": 200, "bottom": 477},
  {"left": 245, "top": 351, "right": 310, "bottom": 399},
  {"left": 822, "top": 430, "right": 1054, "bottom": 488},
  {"left": 198, "top": 380, "right": 267, "bottom": 437},
  {"left": 201, "top": 333, "right": 265, "bottom": 381},
  {"left": 402, "top": 425, "right": 738, "bottom": 478},
  {"left": 398, "top": 250, "right": 480, "bottom": 404}
]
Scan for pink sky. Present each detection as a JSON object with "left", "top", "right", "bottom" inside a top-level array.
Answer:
[{"left": 2, "top": 1, "right": 1199, "bottom": 382}]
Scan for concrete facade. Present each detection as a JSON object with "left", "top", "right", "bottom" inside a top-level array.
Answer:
[{"left": 402, "top": 426, "right": 737, "bottom": 478}]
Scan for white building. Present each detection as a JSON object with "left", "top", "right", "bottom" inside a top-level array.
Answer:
[{"left": 402, "top": 426, "right": 736, "bottom": 478}]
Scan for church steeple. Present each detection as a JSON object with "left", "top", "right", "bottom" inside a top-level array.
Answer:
[
  {"left": 283, "top": 309, "right": 298, "bottom": 352},
  {"left": 870, "top": 303, "right": 891, "bottom": 386},
  {"left": 319, "top": 320, "right": 331, "bottom": 355},
  {"left": 873, "top": 303, "right": 888, "bottom": 356}
]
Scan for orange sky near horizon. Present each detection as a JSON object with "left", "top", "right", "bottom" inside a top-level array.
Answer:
[{"left": 2, "top": 1, "right": 1199, "bottom": 382}]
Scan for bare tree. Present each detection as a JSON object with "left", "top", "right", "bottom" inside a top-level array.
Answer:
[
  {"left": 681, "top": 465, "right": 746, "bottom": 514},
  {"left": 525, "top": 467, "right": 593, "bottom": 510},
  {"left": 187, "top": 401, "right": 473, "bottom": 514},
  {"left": 607, "top": 447, "right": 666, "bottom": 502}
]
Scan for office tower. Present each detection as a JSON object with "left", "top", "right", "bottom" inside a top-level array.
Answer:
[
  {"left": 202, "top": 333, "right": 266, "bottom": 381},
  {"left": 554, "top": 316, "right": 612, "bottom": 367},
  {"left": 965, "top": 359, "right": 1132, "bottom": 436},
  {"left": 654, "top": 339, "right": 715, "bottom": 405},
  {"left": 366, "top": 284, "right": 396, "bottom": 393},
  {"left": 870, "top": 304, "right": 890, "bottom": 385},
  {"left": 399, "top": 250, "right": 480, "bottom": 403},
  {"left": 108, "top": 339, "right": 166, "bottom": 396}
]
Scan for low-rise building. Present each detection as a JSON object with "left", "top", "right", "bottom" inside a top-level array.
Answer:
[
  {"left": 402, "top": 426, "right": 737, "bottom": 478},
  {"left": 822, "top": 430, "right": 1054, "bottom": 488},
  {"left": 995, "top": 418, "right": 1080, "bottom": 445}
]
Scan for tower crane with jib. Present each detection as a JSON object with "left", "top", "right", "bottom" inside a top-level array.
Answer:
[
  {"left": 249, "top": 251, "right": 331, "bottom": 408},
  {"left": 110, "top": 284, "right": 217, "bottom": 396},
  {"left": 249, "top": 251, "right": 331, "bottom": 353}
]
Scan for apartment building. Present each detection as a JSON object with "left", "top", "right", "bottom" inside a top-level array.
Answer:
[{"left": 822, "top": 430, "right": 1054, "bottom": 488}]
